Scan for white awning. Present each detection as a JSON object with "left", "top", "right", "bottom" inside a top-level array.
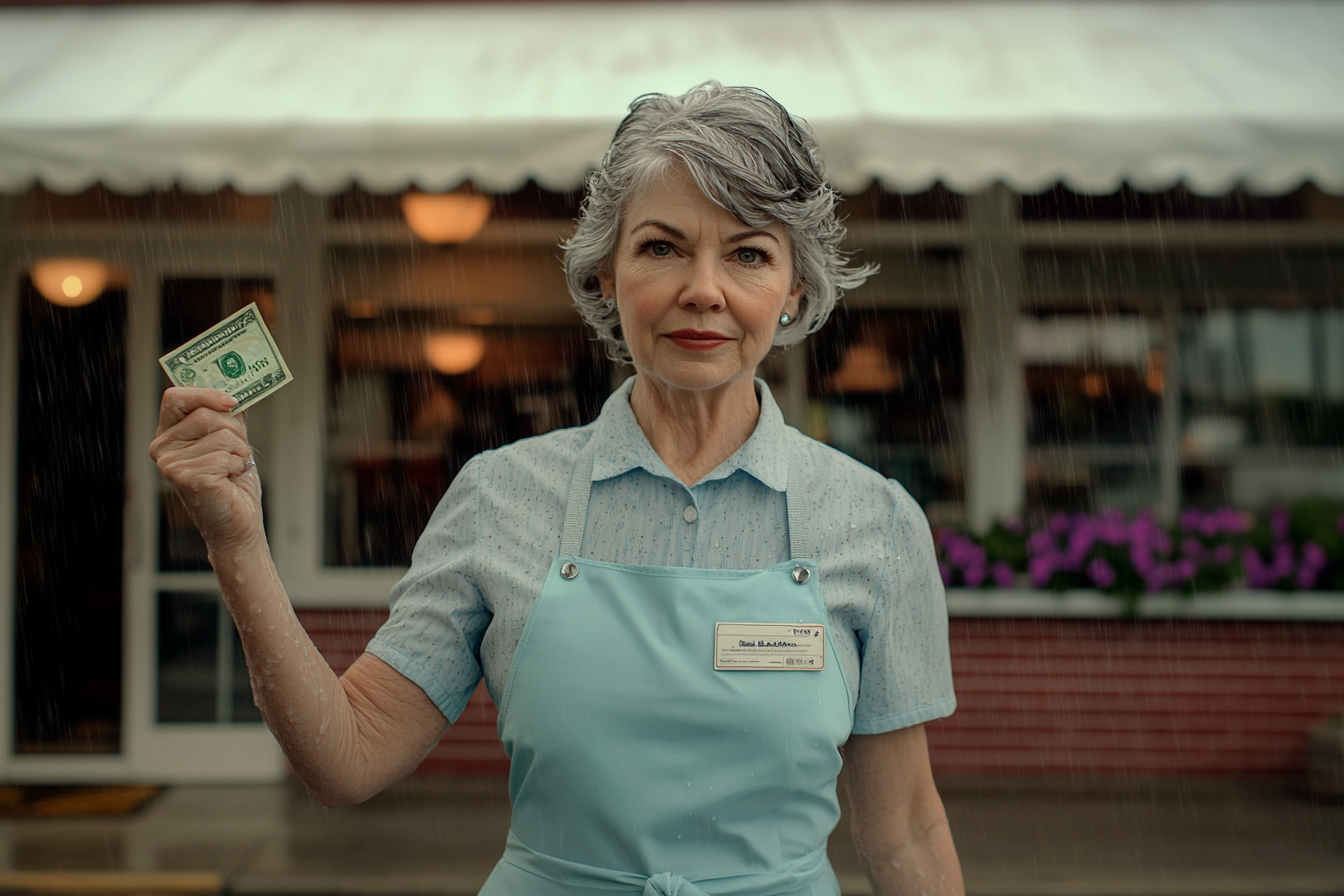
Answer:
[{"left": 2, "top": 1, "right": 1342, "bottom": 197}]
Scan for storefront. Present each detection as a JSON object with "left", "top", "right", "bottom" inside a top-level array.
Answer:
[{"left": 2, "top": 2, "right": 1343, "bottom": 783}]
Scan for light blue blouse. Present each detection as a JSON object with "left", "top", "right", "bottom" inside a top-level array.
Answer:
[{"left": 367, "top": 376, "right": 956, "bottom": 736}]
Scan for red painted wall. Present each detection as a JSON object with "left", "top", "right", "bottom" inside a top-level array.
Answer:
[{"left": 296, "top": 610, "right": 1344, "bottom": 777}]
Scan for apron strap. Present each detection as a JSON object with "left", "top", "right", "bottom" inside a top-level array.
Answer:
[
  {"left": 786, "top": 455, "right": 812, "bottom": 562},
  {"left": 558, "top": 434, "right": 813, "bottom": 562},
  {"left": 559, "top": 436, "right": 598, "bottom": 557}
]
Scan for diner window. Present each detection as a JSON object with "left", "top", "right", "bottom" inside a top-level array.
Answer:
[
  {"left": 157, "top": 591, "right": 261, "bottom": 724},
  {"left": 326, "top": 309, "right": 609, "bottom": 567},
  {"left": 1021, "top": 309, "right": 1163, "bottom": 512},
  {"left": 1180, "top": 306, "right": 1344, "bottom": 508},
  {"left": 805, "top": 309, "right": 964, "bottom": 524}
]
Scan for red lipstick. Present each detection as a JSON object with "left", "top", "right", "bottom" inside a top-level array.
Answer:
[{"left": 665, "top": 329, "right": 731, "bottom": 351}]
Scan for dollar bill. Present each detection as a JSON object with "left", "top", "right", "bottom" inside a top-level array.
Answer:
[{"left": 159, "top": 302, "right": 293, "bottom": 415}]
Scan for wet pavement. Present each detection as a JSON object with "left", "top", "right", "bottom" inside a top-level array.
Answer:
[{"left": 1, "top": 775, "right": 1342, "bottom": 896}]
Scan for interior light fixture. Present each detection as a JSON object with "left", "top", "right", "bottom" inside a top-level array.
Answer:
[
  {"left": 31, "top": 257, "right": 109, "bottom": 307},
  {"left": 826, "top": 343, "right": 901, "bottom": 393},
  {"left": 402, "top": 187, "right": 492, "bottom": 244},
  {"left": 424, "top": 330, "right": 487, "bottom": 375}
]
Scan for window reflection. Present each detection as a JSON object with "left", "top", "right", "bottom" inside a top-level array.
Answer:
[
  {"left": 1181, "top": 307, "right": 1344, "bottom": 507},
  {"left": 806, "top": 309, "right": 964, "bottom": 523},
  {"left": 1021, "top": 309, "right": 1162, "bottom": 512},
  {"left": 326, "top": 312, "right": 609, "bottom": 567}
]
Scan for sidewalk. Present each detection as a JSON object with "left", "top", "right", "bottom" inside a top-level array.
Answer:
[{"left": 1, "top": 775, "right": 1342, "bottom": 896}]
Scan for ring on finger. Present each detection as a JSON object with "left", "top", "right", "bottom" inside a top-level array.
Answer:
[{"left": 243, "top": 457, "right": 257, "bottom": 471}]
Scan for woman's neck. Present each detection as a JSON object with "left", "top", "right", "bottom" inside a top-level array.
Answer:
[{"left": 628, "top": 373, "right": 761, "bottom": 486}]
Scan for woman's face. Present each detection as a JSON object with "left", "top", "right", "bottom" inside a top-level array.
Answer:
[{"left": 598, "top": 167, "right": 803, "bottom": 396}]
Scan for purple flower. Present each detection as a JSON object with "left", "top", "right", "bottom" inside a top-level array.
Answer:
[
  {"left": 1066, "top": 523, "right": 1097, "bottom": 566},
  {"left": 991, "top": 561, "right": 1016, "bottom": 589},
  {"left": 963, "top": 562, "right": 987, "bottom": 588},
  {"left": 1213, "top": 544, "right": 1235, "bottom": 565},
  {"left": 1272, "top": 543, "right": 1295, "bottom": 578},
  {"left": 1270, "top": 507, "right": 1290, "bottom": 543},
  {"left": 1175, "top": 558, "right": 1197, "bottom": 582},
  {"left": 1003, "top": 518, "right": 1024, "bottom": 536},
  {"left": 1028, "top": 554, "right": 1057, "bottom": 589},
  {"left": 1180, "top": 537, "right": 1206, "bottom": 560},
  {"left": 1130, "top": 543, "right": 1155, "bottom": 574},
  {"left": 1050, "top": 513, "right": 1073, "bottom": 535},
  {"left": 1180, "top": 508, "right": 1203, "bottom": 531},
  {"left": 1296, "top": 566, "right": 1320, "bottom": 590},
  {"left": 1087, "top": 557, "right": 1116, "bottom": 589},
  {"left": 1027, "top": 530, "right": 1057, "bottom": 555},
  {"left": 1243, "top": 548, "right": 1273, "bottom": 588},
  {"left": 1303, "top": 542, "right": 1328, "bottom": 570}
]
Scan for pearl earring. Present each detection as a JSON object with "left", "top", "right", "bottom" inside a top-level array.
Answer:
[{"left": 779, "top": 312, "right": 792, "bottom": 326}]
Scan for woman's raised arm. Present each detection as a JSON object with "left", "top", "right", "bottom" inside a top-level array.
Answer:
[{"left": 150, "top": 387, "right": 449, "bottom": 805}]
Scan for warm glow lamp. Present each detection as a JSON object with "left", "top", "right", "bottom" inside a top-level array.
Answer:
[
  {"left": 31, "top": 258, "right": 109, "bottom": 307},
  {"left": 826, "top": 344, "right": 901, "bottom": 393},
  {"left": 402, "top": 189, "right": 492, "bottom": 244},
  {"left": 424, "top": 330, "right": 486, "bottom": 375}
]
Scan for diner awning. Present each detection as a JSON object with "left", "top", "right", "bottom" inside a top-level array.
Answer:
[{"left": 1, "top": 1, "right": 1342, "bottom": 197}]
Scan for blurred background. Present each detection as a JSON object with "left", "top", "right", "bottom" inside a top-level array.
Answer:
[{"left": 0, "top": 1, "right": 1342, "bottom": 892}]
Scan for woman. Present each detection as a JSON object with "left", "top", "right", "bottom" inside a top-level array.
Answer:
[{"left": 151, "top": 82, "right": 962, "bottom": 896}]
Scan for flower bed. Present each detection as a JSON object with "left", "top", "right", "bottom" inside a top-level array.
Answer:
[{"left": 936, "top": 499, "right": 1344, "bottom": 613}]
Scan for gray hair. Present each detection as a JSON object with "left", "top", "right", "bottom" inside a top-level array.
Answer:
[{"left": 563, "top": 81, "right": 876, "bottom": 363}]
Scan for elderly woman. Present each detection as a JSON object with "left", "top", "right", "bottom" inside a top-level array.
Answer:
[{"left": 151, "top": 82, "right": 961, "bottom": 896}]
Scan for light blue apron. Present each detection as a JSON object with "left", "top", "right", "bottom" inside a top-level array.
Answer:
[{"left": 481, "top": 440, "right": 854, "bottom": 896}]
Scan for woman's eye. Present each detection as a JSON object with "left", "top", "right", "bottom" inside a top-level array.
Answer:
[
  {"left": 647, "top": 241, "right": 673, "bottom": 257},
  {"left": 737, "top": 248, "right": 767, "bottom": 265}
]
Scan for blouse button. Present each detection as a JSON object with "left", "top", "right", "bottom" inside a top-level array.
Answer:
[{"left": 683, "top": 505, "right": 698, "bottom": 523}]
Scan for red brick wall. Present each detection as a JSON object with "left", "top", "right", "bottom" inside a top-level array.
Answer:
[{"left": 297, "top": 610, "right": 1344, "bottom": 777}]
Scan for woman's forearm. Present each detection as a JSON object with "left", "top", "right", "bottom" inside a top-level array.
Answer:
[
  {"left": 854, "top": 812, "right": 964, "bottom": 896},
  {"left": 208, "top": 536, "right": 368, "bottom": 803},
  {"left": 209, "top": 535, "right": 447, "bottom": 805}
]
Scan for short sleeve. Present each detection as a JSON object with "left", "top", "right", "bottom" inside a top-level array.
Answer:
[
  {"left": 850, "top": 481, "right": 957, "bottom": 735},
  {"left": 365, "top": 457, "right": 490, "bottom": 724}
]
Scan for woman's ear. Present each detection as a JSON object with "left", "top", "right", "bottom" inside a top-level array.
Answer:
[
  {"left": 597, "top": 270, "right": 616, "bottom": 300},
  {"left": 785, "top": 278, "right": 805, "bottom": 318}
]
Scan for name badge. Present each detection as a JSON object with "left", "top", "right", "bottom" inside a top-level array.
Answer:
[{"left": 714, "top": 622, "right": 825, "bottom": 671}]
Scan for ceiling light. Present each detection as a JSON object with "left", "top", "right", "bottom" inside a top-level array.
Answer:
[
  {"left": 424, "top": 330, "right": 486, "bottom": 375},
  {"left": 31, "top": 258, "right": 109, "bottom": 307},
  {"left": 402, "top": 188, "right": 492, "bottom": 244}
]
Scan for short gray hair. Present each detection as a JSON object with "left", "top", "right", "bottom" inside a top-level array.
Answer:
[{"left": 563, "top": 81, "right": 876, "bottom": 363}]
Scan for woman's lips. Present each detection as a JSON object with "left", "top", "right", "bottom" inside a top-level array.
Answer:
[{"left": 665, "top": 329, "right": 731, "bottom": 351}]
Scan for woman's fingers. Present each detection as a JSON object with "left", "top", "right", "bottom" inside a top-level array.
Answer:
[
  {"left": 161, "top": 426, "right": 251, "bottom": 466},
  {"left": 152, "top": 400, "right": 248, "bottom": 463},
  {"left": 157, "top": 387, "right": 238, "bottom": 436}
]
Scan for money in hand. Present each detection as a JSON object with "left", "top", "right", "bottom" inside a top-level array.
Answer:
[{"left": 159, "top": 302, "right": 293, "bottom": 415}]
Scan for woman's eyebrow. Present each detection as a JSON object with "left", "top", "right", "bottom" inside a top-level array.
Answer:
[
  {"left": 630, "top": 220, "right": 686, "bottom": 240},
  {"left": 725, "top": 229, "right": 780, "bottom": 245}
]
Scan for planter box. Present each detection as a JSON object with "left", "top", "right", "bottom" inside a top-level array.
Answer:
[{"left": 947, "top": 589, "right": 1344, "bottom": 621}]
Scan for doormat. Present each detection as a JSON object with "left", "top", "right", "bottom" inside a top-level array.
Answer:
[{"left": 0, "top": 785, "right": 162, "bottom": 818}]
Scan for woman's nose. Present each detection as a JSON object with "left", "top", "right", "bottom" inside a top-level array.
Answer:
[{"left": 677, "top": 256, "right": 726, "bottom": 313}]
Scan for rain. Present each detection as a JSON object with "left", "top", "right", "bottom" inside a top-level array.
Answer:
[{"left": 1, "top": 2, "right": 1344, "bottom": 895}]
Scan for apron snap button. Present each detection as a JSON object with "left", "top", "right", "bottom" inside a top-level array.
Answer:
[
  {"left": 683, "top": 505, "right": 698, "bottom": 523},
  {"left": 561, "top": 561, "right": 579, "bottom": 579},
  {"left": 791, "top": 565, "right": 811, "bottom": 584}
]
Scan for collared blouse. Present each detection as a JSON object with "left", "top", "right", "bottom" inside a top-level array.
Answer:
[{"left": 367, "top": 376, "right": 955, "bottom": 735}]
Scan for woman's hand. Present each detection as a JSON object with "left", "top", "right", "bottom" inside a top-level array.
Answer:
[{"left": 150, "top": 387, "right": 262, "bottom": 554}]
